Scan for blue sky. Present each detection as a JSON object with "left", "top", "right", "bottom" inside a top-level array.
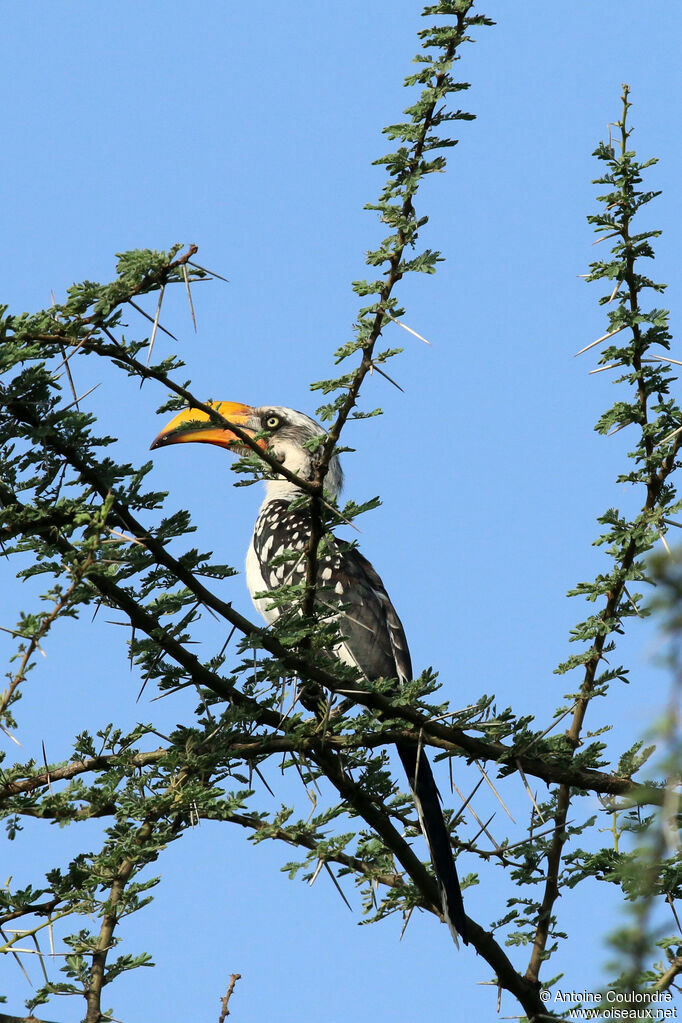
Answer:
[{"left": 2, "top": 2, "right": 681, "bottom": 1020}]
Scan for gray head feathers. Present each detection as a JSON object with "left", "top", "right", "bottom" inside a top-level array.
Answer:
[{"left": 253, "top": 406, "right": 343, "bottom": 500}]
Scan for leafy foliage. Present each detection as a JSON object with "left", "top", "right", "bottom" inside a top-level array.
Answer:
[{"left": 0, "top": 17, "right": 680, "bottom": 1023}]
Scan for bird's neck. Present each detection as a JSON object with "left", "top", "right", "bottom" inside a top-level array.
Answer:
[
  {"left": 262, "top": 478, "right": 304, "bottom": 505},
  {"left": 260, "top": 460, "right": 341, "bottom": 511}
]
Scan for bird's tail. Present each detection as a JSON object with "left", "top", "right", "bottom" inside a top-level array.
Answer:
[{"left": 396, "top": 741, "right": 468, "bottom": 946}]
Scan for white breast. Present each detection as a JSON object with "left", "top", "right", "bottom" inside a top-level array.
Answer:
[
  {"left": 246, "top": 524, "right": 371, "bottom": 687},
  {"left": 245, "top": 537, "right": 279, "bottom": 624}
]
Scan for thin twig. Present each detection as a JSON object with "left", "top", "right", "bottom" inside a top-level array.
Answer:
[
  {"left": 666, "top": 892, "right": 682, "bottom": 937},
  {"left": 106, "top": 527, "right": 145, "bottom": 547},
  {"left": 468, "top": 811, "right": 497, "bottom": 848},
  {"left": 449, "top": 776, "right": 484, "bottom": 827},
  {"left": 0, "top": 925, "right": 33, "bottom": 986},
  {"left": 252, "top": 763, "right": 275, "bottom": 798},
  {"left": 187, "top": 259, "right": 230, "bottom": 283},
  {"left": 607, "top": 280, "right": 621, "bottom": 303},
  {"left": 623, "top": 584, "right": 642, "bottom": 617},
  {"left": 218, "top": 973, "right": 242, "bottom": 1022},
  {"left": 589, "top": 362, "right": 622, "bottom": 375},
  {"left": 146, "top": 284, "right": 166, "bottom": 367},
  {"left": 592, "top": 230, "right": 619, "bottom": 246},
  {"left": 0, "top": 723, "right": 21, "bottom": 746},
  {"left": 128, "top": 298, "right": 178, "bottom": 341},
  {"left": 182, "top": 264, "right": 198, "bottom": 332},
  {"left": 574, "top": 325, "right": 626, "bottom": 357},
  {"left": 57, "top": 343, "right": 79, "bottom": 408},
  {"left": 657, "top": 424, "right": 682, "bottom": 448},
  {"left": 52, "top": 331, "right": 96, "bottom": 372},
  {"left": 399, "top": 905, "right": 414, "bottom": 940},
  {"left": 452, "top": 780, "right": 501, "bottom": 849},
  {"left": 381, "top": 308, "right": 432, "bottom": 345},
  {"left": 369, "top": 361, "right": 405, "bottom": 392},
  {"left": 607, "top": 420, "right": 631, "bottom": 437},
  {"left": 649, "top": 353, "right": 682, "bottom": 368},
  {"left": 308, "top": 859, "right": 324, "bottom": 886},
  {"left": 500, "top": 819, "right": 574, "bottom": 855},
  {"left": 515, "top": 702, "right": 579, "bottom": 756},
  {"left": 61, "top": 382, "right": 101, "bottom": 414},
  {"left": 515, "top": 760, "right": 546, "bottom": 824},
  {"left": 41, "top": 741, "right": 53, "bottom": 796},
  {"left": 324, "top": 862, "right": 353, "bottom": 911},
  {"left": 474, "top": 760, "right": 515, "bottom": 822}
]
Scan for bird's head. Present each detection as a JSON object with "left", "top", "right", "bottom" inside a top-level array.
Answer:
[{"left": 150, "top": 401, "right": 343, "bottom": 500}]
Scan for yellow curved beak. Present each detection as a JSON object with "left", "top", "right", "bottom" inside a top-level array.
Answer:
[{"left": 150, "top": 400, "right": 260, "bottom": 452}]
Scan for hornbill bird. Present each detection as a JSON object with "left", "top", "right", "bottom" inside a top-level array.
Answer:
[{"left": 151, "top": 401, "right": 468, "bottom": 944}]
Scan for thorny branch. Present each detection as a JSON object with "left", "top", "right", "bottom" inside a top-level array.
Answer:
[
  {"left": 654, "top": 956, "right": 682, "bottom": 992},
  {"left": 526, "top": 87, "right": 682, "bottom": 984},
  {"left": 0, "top": 556, "right": 92, "bottom": 724},
  {"left": 302, "top": 5, "right": 474, "bottom": 622},
  {"left": 0, "top": 472, "right": 654, "bottom": 806},
  {"left": 1, "top": 35, "right": 679, "bottom": 1023},
  {"left": 218, "top": 973, "right": 242, "bottom": 1023},
  {"left": 0, "top": 490, "right": 559, "bottom": 1017},
  {"left": 0, "top": 423, "right": 654, "bottom": 802}
]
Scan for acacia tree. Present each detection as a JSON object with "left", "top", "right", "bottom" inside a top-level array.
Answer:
[{"left": 1, "top": 4, "right": 681, "bottom": 1021}]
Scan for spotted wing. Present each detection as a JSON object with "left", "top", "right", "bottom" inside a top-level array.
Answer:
[
  {"left": 251, "top": 500, "right": 411, "bottom": 683},
  {"left": 250, "top": 499, "right": 468, "bottom": 942},
  {"left": 321, "top": 546, "right": 467, "bottom": 942},
  {"left": 320, "top": 546, "right": 413, "bottom": 685}
]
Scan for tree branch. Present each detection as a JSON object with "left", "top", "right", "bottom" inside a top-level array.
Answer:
[{"left": 0, "top": 477, "right": 655, "bottom": 803}]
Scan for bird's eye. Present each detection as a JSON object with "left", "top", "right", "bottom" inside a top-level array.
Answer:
[{"left": 264, "top": 415, "right": 281, "bottom": 430}]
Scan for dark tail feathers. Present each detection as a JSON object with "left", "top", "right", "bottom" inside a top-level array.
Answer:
[{"left": 396, "top": 741, "right": 468, "bottom": 945}]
